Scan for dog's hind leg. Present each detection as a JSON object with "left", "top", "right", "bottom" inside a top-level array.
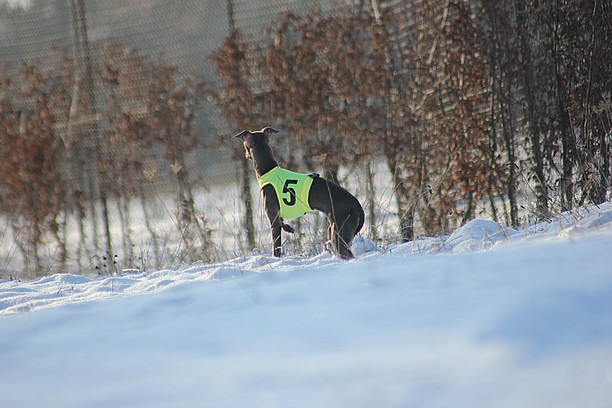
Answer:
[
  {"left": 328, "top": 213, "right": 357, "bottom": 260},
  {"left": 337, "top": 208, "right": 364, "bottom": 259}
]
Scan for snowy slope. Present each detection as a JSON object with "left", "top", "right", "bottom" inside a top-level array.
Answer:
[{"left": 1, "top": 203, "right": 612, "bottom": 407}]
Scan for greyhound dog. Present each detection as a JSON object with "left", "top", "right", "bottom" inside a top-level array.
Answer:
[{"left": 235, "top": 127, "right": 364, "bottom": 259}]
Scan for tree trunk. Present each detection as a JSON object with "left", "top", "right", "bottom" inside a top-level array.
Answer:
[
  {"left": 515, "top": 0, "right": 549, "bottom": 217},
  {"left": 241, "top": 158, "right": 256, "bottom": 252},
  {"left": 365, "top": 160, "right": 378, "bottom": 242},
  {"left": 553, "top": 14, "right": 574, "bottom": 211},
  {"left": 101, "top": 190, "right": 113, "bottom": 259},
  {"left": 388, "top": 158, "right": 414, "bottom": 242}
]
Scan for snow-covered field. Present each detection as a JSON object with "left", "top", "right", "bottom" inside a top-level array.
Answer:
[{"left": 1, "top": 203, "right": 612, "bottom": 407}]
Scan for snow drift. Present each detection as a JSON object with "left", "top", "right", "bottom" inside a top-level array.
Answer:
[{"left": 1, "top": 203, "right": 612, "bottom": 407}]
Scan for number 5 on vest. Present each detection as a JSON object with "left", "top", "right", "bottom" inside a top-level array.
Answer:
[{"left": 282, "top": 179, "right": 298, "bottom": 206}]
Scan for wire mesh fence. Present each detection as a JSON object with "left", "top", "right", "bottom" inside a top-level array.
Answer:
[
  {"left": 0, "top": 0, "right": 351, "bottom": 279},
  {"left": 1, "top": 0, "right": 610, "bottom": 279}
]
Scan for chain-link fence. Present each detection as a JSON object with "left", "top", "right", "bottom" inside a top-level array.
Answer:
[
  {"left": 1, "top": 0, "right": 344, "bottom": 183},
  {"left": 0, "top": 0, "right": 355, "bottom": 279},
  {"left": 1, "top": 0, "right": 611, "bottom": 279}
]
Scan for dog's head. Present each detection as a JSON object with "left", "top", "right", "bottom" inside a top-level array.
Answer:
[{"left": 234, "top": 126, "right": 279, "bottom": 160}]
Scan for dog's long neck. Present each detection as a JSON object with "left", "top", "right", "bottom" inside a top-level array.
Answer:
[{"left": 251, "top": 144, "right": 279, "bottom": 179}]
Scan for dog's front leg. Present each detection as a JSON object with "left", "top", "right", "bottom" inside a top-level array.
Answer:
[
  {"left": 271, "top": 221, "right": 282, "bottom": 257},
  {"left": 262, "top": 185, "right": 283, "bottom": 257},
  {"left": 282, "top": 223, "right": 295, "bottom": 233}
]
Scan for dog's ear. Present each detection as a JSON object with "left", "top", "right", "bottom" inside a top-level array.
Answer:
[
  {"left": 262, "top": 127, "right": 279, "bottom": 135},
  {"left": 234, "top": 130, "right": 252, "bottom": 143}
]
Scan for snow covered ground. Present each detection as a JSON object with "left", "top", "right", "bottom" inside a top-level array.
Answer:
[{"left": 1, "top": 203, "right": 612, "bottom": 407}]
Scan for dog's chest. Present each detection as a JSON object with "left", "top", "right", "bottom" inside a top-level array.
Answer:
[{"left": 258, "top": 166, "right": 315, "bottom": 219}]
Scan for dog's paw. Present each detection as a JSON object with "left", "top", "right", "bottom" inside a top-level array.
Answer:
[{"left": 282, "top": 223, "right": 295, "bottom": 233}]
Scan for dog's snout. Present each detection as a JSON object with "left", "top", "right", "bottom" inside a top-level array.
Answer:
[{"left": 244, "top": 145, "right": 253, "bottom": 160}]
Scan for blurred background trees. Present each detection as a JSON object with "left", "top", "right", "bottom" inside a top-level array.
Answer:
[
  {"left": 0, "top": 39, "right": 212, "bottom": 278},
  {"left": 211, "top": 0, "right": 610, "bottom": 240},
  {"left": 0, "top": 0, "right": 610, "bottom": 277}
]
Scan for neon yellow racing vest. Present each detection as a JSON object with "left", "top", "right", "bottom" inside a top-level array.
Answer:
[{"left": 258, "top": 166, "right": 315, "bottom": 219}]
